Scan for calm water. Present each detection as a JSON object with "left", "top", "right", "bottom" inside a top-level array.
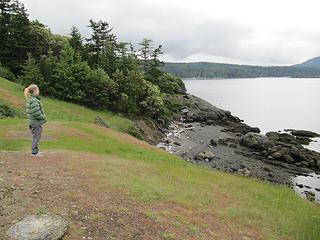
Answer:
[{"left": 184, "top": 77, "right": 320, "bottom": 152}]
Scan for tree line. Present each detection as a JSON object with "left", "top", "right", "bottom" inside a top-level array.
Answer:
[
  {"left": 163, "top": 62, "right": 320, "bottom": 79},
  {"left": 0, "top": 0, "right": 186, "bottom": 124}
]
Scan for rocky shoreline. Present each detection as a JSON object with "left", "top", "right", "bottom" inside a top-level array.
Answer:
[{"left": 156, "top": 94, "right": 320, "bottom": 201}]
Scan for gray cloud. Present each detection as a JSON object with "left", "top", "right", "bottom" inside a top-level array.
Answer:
[{"left": 22, "top": 0, "right": 320, "bottom": 65}]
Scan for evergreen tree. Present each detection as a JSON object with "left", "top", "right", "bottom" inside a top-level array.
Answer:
[
  {"left": 86, "top": 19, "right": 117, "bottom": 70},
  {"left": 138, "top": 38, "right": 153, "bottom": 72},
  {"left": 69, "top": 26, "right": 83, "bottom": 55},
  {"left": 84, "top": 68, "right": 117, "bottom": 109},
  {"left": 29, "top": 20, "right": 51, "bottom": 58},
  {"left": 138, "top": 38, "right": 164, "bottom": 81},
  {"left": 6, "top": 0, "right": 31, "bottom": 73},
  {"left": 147, "top": 44, "right": 164, "bottom": 80},
  {"left": 116, "top": 42, "right": 139, "bottom": 74},
  {"left": 0, "top": 0, "right": 12, "bottom": 65},
  {"left": 38, "top": 49, "right": 58, "bottom": 95},
  {"left": 18, "top": 53, "right": 46, "bottom": 89},
  {"left": 97, "top": 40, "right": 117, "bottom": 76},
  {"left": 52, "top": 44, "right": 89, "bottom": 102}
]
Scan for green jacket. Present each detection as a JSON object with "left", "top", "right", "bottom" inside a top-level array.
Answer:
[{"left": 26, "top": 94, "right": 47, "bottom": 127}]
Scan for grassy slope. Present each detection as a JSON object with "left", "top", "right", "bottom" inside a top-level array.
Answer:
[{"left": 1, "top": 77, "right": 319, "bottom": 239}]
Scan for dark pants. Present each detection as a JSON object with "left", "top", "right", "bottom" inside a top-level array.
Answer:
[{"left": 29, "top": 124, "right": 43, "bottom": 154}]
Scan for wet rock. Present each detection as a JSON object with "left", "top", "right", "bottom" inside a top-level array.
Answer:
[
  {"left": 194, "top": 152, "right": 204, "bottom": 161},
  {"left": 7, "top": 213, "right": 68, "bottom": 240},
  {"left": 203, "top": 149, "right": 215, "bottom": 161},
  {"left": 304, "top": 191, "right": 315, "bottom": 202},
  {"left": 238, "top": 167, "right": 251, "bottom": 176},
  {"left": 289, "top": 147, "right": 307, "bottom": 161},
  {"left": 240, "top": 132, "right": 274, "bottom": 150},
  {"left": 283, "top": 154, "right": 295, "bottom": 163},
  {"left": 266, "top": 132, "right": 295, "bottom": 143},
  {"left": 263, "top": 167, "right": 271, "bottom": 172},
  {"left": 218, "top": 138, "right": 228, "bottom": 145},
  {"left": 295, "top": 136, "right": 312, "bottom": 145},
  {"left": 267, "top": 155, "right": 274, "bottom": 160},
  {"left": 232, "top": 124, "right": 261, "bottom": 135},
  {"left": 181, "top": 108, "right": 189, "bottom": 114},
  {"left": 205, "top": 119, "right": 216, "bottom": 125},
  {"left": 285, "top": 129, "right": 320, "bottom": 138},
  {"left": 317, "top": 160, "right": 320, "bottom": 169},
  {"left": 228, "top": 143, "right": 237, "bottom": 148},
  {"left": 195, "top": 149, "right": 215, "bottom": 161},
  {"left": 210, "top": 139, "right": 217, "bottom": 146}
]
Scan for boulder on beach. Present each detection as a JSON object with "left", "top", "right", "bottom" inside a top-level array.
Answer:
[
  {"left": 304, "top": 191, "right": 315, "bottom": 202},
  {"left": 231, "top": 124, "right": 261, "bottom": 135},
  {"left": 285, "top": 129, "right": 320, "bottom": 138},
  {"left": 240, "top": 132, "right": 274, "bottom": 150},
  {"left": 195, "top": 149, "right": 215, "bottom": 161},
  {"left": 210, "top": 139, "right": 218, "bottom": 146},
  {"left": 7, "top": 213, "right": 68, "bottom": 240}
]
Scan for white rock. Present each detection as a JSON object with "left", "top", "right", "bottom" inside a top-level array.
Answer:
[{"left": 7, "top": 213, "right": 68, "bottom": 240}]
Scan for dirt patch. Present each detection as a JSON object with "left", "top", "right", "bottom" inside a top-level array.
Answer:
[
  {"left": 46, "top": 123, "right": 94, "bottom": 140},
  {"left": 90, "top": 124, "right": 166, "bottom": 152},
  {"left": 0, "top": 150, "right": 259, "bottom": 239},
  {"left": 0, "top": 88, "right": 24, "bottom": 107},
  {"left": 134, "top": 119, "right": 166, "bottom": 145},
  {"left": 5, "top": 130, "right": 56, "bottom": 141}
]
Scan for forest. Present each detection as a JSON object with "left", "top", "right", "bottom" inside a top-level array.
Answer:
[
  {"left": 163, "top": 62, "right": 320, "bottom": 79},
  {"left": 0, "top": 0, "right": 186, "bottom": 125}
]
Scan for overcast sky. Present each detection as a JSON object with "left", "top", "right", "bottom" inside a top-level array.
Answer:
[{"left": 22, "top": 0, "right": 320, "bottom": 65}]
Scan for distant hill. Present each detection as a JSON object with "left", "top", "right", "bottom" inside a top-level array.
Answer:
[
  {"left": 294, "top": 57, "right": 320, "bottom": 68},
  {"left": 162, "top": 58, "right": 320, "bottom": 79}
]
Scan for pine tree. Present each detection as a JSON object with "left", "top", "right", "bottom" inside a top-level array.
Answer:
[
  {"left": 0, "top": 0, "right": 32, "bottom": 73},
  {"left": 18, "top": 53, "right": 46, "bottom": 89},
  {"left": 138, "top": 38, "right": 153, "bottom": 72},
  {"left": 69, "top": 26, "right": 83, "bottom": 54},
  {"left": 52, "top": 44, "right": 88, "bottom": 103},
  {"left": 115, "top": 42, "right": 139, "bottom": 74},
  {"left": 8, "top": 0, "right": 31, "bottom": 72},
  {"left": 138, "top": 38, "right": 164, "bottom": 82},
  {"left": 85, "top": 19, "right": 117, "bottom": 72},
  {"left": 0, "top": 0, "right": 12, "bottom": 66}
]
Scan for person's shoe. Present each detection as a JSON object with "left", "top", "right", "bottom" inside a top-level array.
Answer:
[{"left": 31, "top": 152, "right": 44, "bottom": 157}]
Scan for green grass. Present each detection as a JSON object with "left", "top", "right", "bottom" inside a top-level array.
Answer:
[
  {"left": 0, "top": 77, "right": 133, "bottom": 132},
  {"left": 1, "top": 77, "right": 320, "bottom": 239}
]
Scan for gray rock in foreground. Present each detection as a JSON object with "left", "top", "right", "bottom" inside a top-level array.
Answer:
[{"left": 7, "top": 213, "right": 68, "bottom": 240}]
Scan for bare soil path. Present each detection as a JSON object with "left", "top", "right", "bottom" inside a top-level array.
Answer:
[{"left": 0, "top": 151, "right": 255, "bottom": 240}]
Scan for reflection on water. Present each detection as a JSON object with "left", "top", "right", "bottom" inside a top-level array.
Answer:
[
  {"left": 184, "top": 77, "right": 320, "bottom": 152},
  {"left": 293, "top": 173, "right": 320, "bottom": 203},
  {"left": 304, "top": 137, "right": 320, "bottom": 152}
]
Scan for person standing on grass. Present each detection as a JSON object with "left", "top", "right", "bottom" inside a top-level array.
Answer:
[{"left": 24, "top": 84, "right": 47, "bottom": 157}]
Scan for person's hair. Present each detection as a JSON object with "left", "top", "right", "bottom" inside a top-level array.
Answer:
[{"left": 24, "top": 84, "right": 39, "bottom": 98}]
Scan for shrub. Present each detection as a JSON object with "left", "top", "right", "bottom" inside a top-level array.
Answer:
[
  {"left": 0, "top": 104, "right": 17, "bottom": 118},
  {"left": 0, "top": 64, "right": 16, "bottom": 81},
  {"left": 156, "top": 73, "right": 186, "bottom": 94},
  {"left": 18, "top": 54, "right": 47, "bottom": 91}
]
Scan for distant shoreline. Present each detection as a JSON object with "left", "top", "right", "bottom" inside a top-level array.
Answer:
[
  {"left": 162, "top": 61, "right": 320, "bottom": 79},
  {"left": 182, "top": 76, "right": 320, "bottom": 80}
]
